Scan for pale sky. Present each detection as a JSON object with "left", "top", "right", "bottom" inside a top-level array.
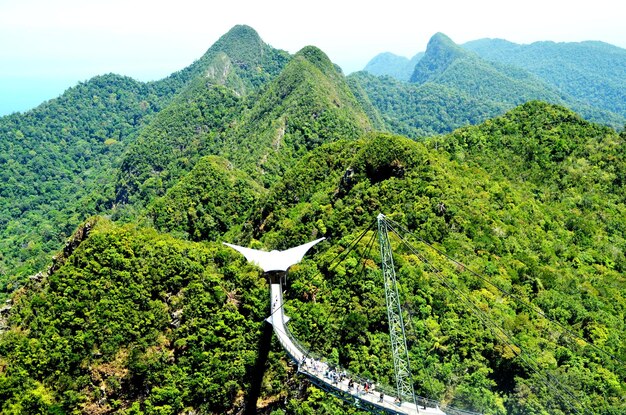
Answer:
[{"left": 1, "top": 0, "right": 625, "bottom": 116}]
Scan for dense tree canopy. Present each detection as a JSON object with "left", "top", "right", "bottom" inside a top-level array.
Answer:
[
  {"left": 356, "top": 33, "right": 625, "bottom": 137},
  {"left": 463, "top": 38, "right": 626, "bottom": 119},
  {"left": 0, "top": 74, "right": 173, "bottom": 296},
  {"left": 0, "top": 24, "right": 624, "bottom": 415}
]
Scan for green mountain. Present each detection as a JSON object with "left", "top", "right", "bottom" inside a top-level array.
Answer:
[
  {"left": 2, "top": 102, "right": 623, "bottom": 415},
  {"left": 1, "top": 24, "right": 625, "bottom": 415},
  {"left": 409, "top": 33, "right": 469, "bottom": 84},
  {"left": 0, "top": 217, "right": 272, "bottom": 415},
  {"left": 352, "top": 33, "right": 624, "bottom": 138},
  {"left": 116, "top": 44, "right": 371, "bottom": 205},
  {"left": 245, "top": 103, "right": 626, "bottom": 414},
  {"left": 115, "top": 26, "right": 290, "bottom": 205},
  {"left": 155, "top": 24, "right": 291, "bottom": 97},
  {"left": 348, "top": 71, "right": 507, "bottom": 137},
  {"left": 0, "top": 25, "right": 288, "bottom": 297},
  {"left": 114, "top": 79, "right": 245, "bottom": 204},
  {"left": 218, "top": 45, "right": 373, "bottom": 186},
  {"left": 409, "top": 33, "right": 570, "bottom": 106},
  {"left": 462, "top": 38, "right": 626, "bottom": 118},
  {"left": 363, "top": 51, "right": 424, "bottom": 81},
  {"left": 0, "top": 74, "right": 171, "bottom": 293}
]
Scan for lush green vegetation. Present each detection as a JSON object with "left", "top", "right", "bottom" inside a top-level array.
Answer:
[
  {"left": 348, "top": 71, "right": 507, "bottom": 137},
  {"left": 357, "top": 33, "right": 625, "bottom": 135},
  {"left": 117, "top": 44, "right": 372, "bottom": 206},
  {"left": 0, "top": 218, "right": 274, "bottom": 414},
  {"left": 463, "top": 38, "right": 626, "bottom": 118},
  {"left": 162, "top": 25, "right": 291, "bottom": 96},
  {"left": 1, "top": 24, "right": 624, "bottom": 415},
  {"left": 248, "top": 111, "right": 625, "bottom": 414},
  {"left": 148, "top": 155, "right": 265, "bottom": 241},
  {"left": 363, "top": 52, "right": 424, "bottom": 81},
  {"left": 115, "top": 80, "right": 245, "bottom": 204},
  {"left": 218, "top": 46, "right": 372, "bottom": 187},
  {"left": 0, "top": 25, "right": 290, "bottom": 298},
  {"left": 0, "top": 74, "right": 173, "bottom": 296}
]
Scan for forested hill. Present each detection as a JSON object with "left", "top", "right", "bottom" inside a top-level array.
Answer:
[
  {"left": 347, "top": 71, "right": 507, "bottom": 137},
  {"left": 0, "top": 74, "right": 171, "bottom": 293},
  {"left": 408, "top": 33, "right": 624, "bottom": 129},
  {"left": 1, "top": 101, "right": 624, "bottom": 414},
  {"left": 363, "top": 51, "right": 424, "bottom": 81},
  {"left": 152, "top": 24, "right": 291, "bottom": 98},
  {"left": 462, "top": 38, "right": 626, "bottom": 118},
  {"left": 360, "top": 33, "right": 625, "bottom": 134},
  {"left": 0, "top": 24, "right": 625, "bottom": 415},
  {"left": 116, "top": 44, "right": 370, "bottom": 206},
  {"left": 0, "top": 25, "right": 290, "bottom": 294}
]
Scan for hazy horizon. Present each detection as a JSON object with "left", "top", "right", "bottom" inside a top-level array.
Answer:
[{"left": 2, "top": 0, "right": 625, "bottom": 116}]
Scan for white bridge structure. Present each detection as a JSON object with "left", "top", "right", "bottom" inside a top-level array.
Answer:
[
  {"left": 268, "top": 280, "right": 446, "bottom": 415},
  {"left": 225, "top": 215, "right": 477, "bottom": 415}
]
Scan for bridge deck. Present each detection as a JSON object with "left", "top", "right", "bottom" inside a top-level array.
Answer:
[{"left": 268, "top": 283, "right": 446, "bottom": 415}]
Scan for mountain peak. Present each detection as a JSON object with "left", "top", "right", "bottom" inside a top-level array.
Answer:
[
  {"left": 223, "top": 24, "right": 259, "bottom": 38},
  {"left": 363, "top": 52, "right": 424, "bottom": 81},
  {"left": 429, "top": 32, "right": 457, "bottom": 47},
  {"left": 205, "top": 24, "right": 265, "bottom": 65},
  {"left": 165, "top": 25, "right": 289, "bottom": 94},
  {"left": 410, "top": 32, "right": 470, "bottom": 83},
  {"left": 214, "top": 25, "right": 262, "bottom": 49},
  {"left": 294, "top": 45, "right": 336, "bottom": 73}
]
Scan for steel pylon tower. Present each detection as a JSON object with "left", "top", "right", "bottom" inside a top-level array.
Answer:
[{"left": 377, "top": 213, "right": 417, "bottom": 407}]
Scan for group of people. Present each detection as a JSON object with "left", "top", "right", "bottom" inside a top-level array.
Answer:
[{"left": 300, "top": 356, "right": 398, "bottom": 406}]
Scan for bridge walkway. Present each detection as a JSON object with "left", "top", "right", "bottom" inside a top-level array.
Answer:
[{"left": 267, "top": 282, "right": 446, "bottom": 415}]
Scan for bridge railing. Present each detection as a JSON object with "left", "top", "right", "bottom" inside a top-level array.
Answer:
[{"left": 279, "top": 317, "right": 482, "bottom": 415}]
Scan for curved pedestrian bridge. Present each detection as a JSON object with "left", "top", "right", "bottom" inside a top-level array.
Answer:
[{"left": 268, "top": 282, "right": 448, "bottom": 415}]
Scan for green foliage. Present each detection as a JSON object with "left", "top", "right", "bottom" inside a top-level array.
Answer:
[
  {"left": 409, "top": 33, "right": 469, "bottom": 84},
  {"left": 218, "top": 46, "right": 372, "bottom": 187},
  {"left": 154, "top": 25, "right": 291, "bottom": 100},
  {"left": 148, "top": 155, "right": 265, "bottom": 241},
  {"left": 1, "top": 24, "right": 625, "bottom": 415},
  {"left": 463, "top": 38, "right": 626, "bottom": 119},
  {"left": 363, "top": 52, "right": 424, "bottom": 81},
  {"left": 348, "top": 71, "right": 506, "bottom": 137},
  {"left": 355, "top": 33, "right": 625, "bottom": 138},
  {"left": 0, "top": 74, "right": 172, "bottom": 298},
  {"left": 114, "top": 25, "right": 289, "bottom": 206},
  {"left": 251, "top": 120, "right": 625, "bottom": 414},
  {"left": 0, "top": 218, "right": 269, "bottom": 414},
  {"left": 117, "top": 44, "right": 371, "bottom": 208},
  {"left": 116, "top": 81, "right": 244, "bottom": 204}
]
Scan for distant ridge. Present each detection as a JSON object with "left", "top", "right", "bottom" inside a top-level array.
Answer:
[
  {"left": 410, "top": 32, "right": 469, "bottom": 84},
  {"left": 361, "top": 33, "right": 626, "bottom": 130},
  {"left": 462, "top": 38, "right": 626, "bottom": 118},
  {"left": 162, "top": 24, "right": 290, "bottom": 96},
  {"left": 363, "top": 51, "right": 424, "bottom": 81}
]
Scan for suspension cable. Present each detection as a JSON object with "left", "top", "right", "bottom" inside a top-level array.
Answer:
[
  {"left": 290, "top": 219, "right": 377, "bottom": 362},
  {"left": 262, "top": 219, "right": 376, "bottom": 324},
  {"left": 386, "top": 222, "right": 591, "bottom": 415},
  {"left": 384, "top": 217, "right": 623, "bottom": 366}
]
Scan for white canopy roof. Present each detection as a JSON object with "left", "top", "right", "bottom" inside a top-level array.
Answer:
[{"left": 223, "top": 237, "right": 325, "bottom": 272}]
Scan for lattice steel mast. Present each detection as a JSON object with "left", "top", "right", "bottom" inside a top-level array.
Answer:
[{"left": 377, "top": 213, "right": 417, "bottom": 408}]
